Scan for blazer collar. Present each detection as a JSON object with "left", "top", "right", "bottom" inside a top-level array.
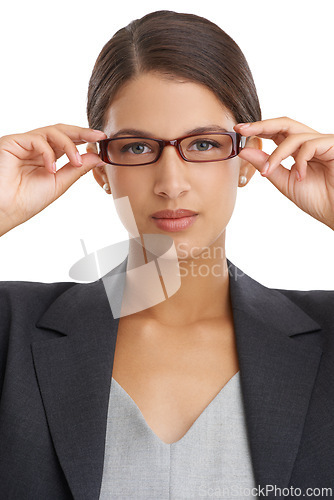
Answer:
[{"left": 32, "top": 257, "right": 322, "bottom": 499}]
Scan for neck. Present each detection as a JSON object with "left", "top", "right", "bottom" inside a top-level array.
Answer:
[{"left": 124, "top": 231, "right": 232, "bottom": 327}]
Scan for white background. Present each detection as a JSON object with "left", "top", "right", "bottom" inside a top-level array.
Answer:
[{"left": 0, "top": 0, "right": 333, "bottom": 288}]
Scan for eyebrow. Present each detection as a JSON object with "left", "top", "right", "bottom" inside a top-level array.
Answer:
[{"left": 111, "top": 125, "right": 229, "bottom": 139}]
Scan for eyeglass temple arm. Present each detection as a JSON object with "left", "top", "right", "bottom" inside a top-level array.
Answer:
[{"left": 239, "top": 135, "right": 247, "bottom": 149}]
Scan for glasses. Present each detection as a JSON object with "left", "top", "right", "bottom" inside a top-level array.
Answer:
[{"left": 97, "top": 131, "right": 247, "bottom": 166}]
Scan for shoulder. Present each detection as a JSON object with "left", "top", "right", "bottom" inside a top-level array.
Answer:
[
  {"left": 0, "top": 279, "right": 76, "bottom": 315},
  {"left": 0, "top": 280, "right": 77, "bottom": 338},
  {"left": 228, "top": 258, "right": 334, "bottom": 329},
  {"left": 0, "top": 280, "right": 78, "bottom": 391},
  {"left": 272, "top": 287, "right": 334, "bottom": 328}
]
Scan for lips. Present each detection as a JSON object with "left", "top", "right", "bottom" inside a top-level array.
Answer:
[{"left": 151, "top": 209, "right": 198, "bottom": 219}]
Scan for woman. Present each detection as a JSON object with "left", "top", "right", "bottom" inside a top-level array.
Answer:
[{"left": 0, "top": 9, "right": 333, "bottom": 500}]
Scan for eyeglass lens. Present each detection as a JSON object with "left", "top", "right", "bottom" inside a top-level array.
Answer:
[{"left": 106, "top": 134, "right": 234, "bottom": 165}]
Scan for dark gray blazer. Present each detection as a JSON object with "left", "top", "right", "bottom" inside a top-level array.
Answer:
[{"left": 0, "top": 257, "right": 333, "bottom": 499}]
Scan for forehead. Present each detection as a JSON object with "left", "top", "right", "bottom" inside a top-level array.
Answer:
[{"left": 103, "top": 72, "right": 235, "bottom": 139}]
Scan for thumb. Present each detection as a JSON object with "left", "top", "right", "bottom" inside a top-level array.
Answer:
[
  {"left": 53, "top": 152, "right": 107, "bottom": 197},
  {"left": 238, "top": 146, "right": 292, "bottom": 198}
]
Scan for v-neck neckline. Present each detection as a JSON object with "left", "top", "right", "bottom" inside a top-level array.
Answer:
[{"left": 110, "top": 371, "right": 240, "bottom": 445}]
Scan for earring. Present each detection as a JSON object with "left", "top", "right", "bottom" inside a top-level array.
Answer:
[
  {"left": 103, "top": 183, "right": 110, "bottom": 192},
  {"left": 239, "top": 175, "right": 247, "bottom": 186}
]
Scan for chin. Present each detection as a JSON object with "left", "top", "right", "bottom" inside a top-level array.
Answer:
[{"left": 173, "top": 240, "right": 204, "bottom": 261}]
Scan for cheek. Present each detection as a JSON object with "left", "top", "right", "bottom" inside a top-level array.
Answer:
[
  {"left": 199, "top": 161, "right": 239, "bottom": 210},
  {"left": 106, "top": 167, "right": 143, "bottom": 198},
  {"left": 106, "top": 167, "right": 149, "bottom": 235},
  {"left": 195, "top": 163, "right": 239, "bottom": 246},
  {"left": 105, "top": 167, "right": 123, "bottom": 197},
  {"left": 106, "top": 161, "right": 240, "bottom": 238}
]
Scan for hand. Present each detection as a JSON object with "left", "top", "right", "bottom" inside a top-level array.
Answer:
[
  {"left": 0, "top": 123, "right": 107, "bottom": 236},
  {"left": 234, "top": 117, "right": 334, "bottom": 231}
]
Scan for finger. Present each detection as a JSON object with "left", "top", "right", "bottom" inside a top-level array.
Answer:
[
  {"left": 47, "top": 126, "right": 107, "bottom": 165},
  {"left": 234, "top": 116, "right": 318, "bottom": 142},
  {"left": 29, "top": 136, "right": 57, "bottom": 174},
  {"left": 262, "top": 133, "right": 321, "bottom": 178},
  {"left": 2, "top": 133, "right": 57, "bottom": 174},
  {"left": 52, "top": 152, "right": 107, "bottom": 198},
  {"left": 34, "top": 124, "right": 107, "bottom": 144},
  {"left": 294, "top": 136, "right": 334, "bottom": 181},
  {"left": 37, "top": 128, "right": 90, "bottom": 168},
  {"left": 56, "top": 124, "right": 107, "bottom": 144},
  {"left": 301, "top": 136, "right": 334, "bottom": 163},
  {"left": 238, "top": 146, "right": 297, "bottom": 199}
]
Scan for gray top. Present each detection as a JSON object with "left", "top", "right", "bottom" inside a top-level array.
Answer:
[{"left": 99, "top": 371, "right": 258, "bottom": 499}]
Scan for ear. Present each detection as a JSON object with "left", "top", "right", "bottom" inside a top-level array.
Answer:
[
  {"left": 86, "top": 142, "right": 109, "bottom": 190},
  {"left": 92, "top": 165, "right": 108, "bottom": 190},
  {"left": 86, "top": 142, "right": 98, "bottom": 154},
  {"left": 238, "top": 136, "right": 262, "bottom": 186}
]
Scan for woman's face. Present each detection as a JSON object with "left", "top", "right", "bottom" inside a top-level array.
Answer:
[{"left": 94, "top": 71, "right": 258, "bottom": 259}]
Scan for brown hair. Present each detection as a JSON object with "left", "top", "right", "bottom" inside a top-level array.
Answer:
[{"left": 86, "top": 10, "right": 261, "bottom": 131}]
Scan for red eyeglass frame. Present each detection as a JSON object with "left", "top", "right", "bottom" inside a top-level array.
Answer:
[{"left": 97, "top": 131, "right": 247, "bottom": 166}]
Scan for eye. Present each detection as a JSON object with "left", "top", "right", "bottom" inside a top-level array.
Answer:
[
  {"left": 120, "top": 142, "right": 152, "bottom": 155},
  {"left": 188, "top": 140, "right": 220, "bottom": 152}
]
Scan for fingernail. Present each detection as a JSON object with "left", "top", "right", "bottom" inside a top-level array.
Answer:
[
  {"left": 296, "top": 170, "right": 301, "bottom": 181},
  {"left": 262, "top": 161, "right": 270, "bottom": 176},
  {"left": 238, "top": 123, "right": 251, "bottom": 128},
  {"left": 76, "top": 152, "right": 83, "bottom": 166},
  {"left": 52, "top": 162, "right": 57, "bottom": 173}
]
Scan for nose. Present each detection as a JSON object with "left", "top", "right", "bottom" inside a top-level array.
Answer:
[{"left": 153, "top": 143, "right": 191, "bottom": 199}]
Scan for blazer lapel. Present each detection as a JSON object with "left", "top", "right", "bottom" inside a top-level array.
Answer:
[
  {"left": 32, "top": 259, "right": 126, "bottom": 500},
  {"left": 32, "top": 257, "right": 323, "bottom": 498},
  {"left": 227, "top": 259, "right": 323, "bottom": 489}
]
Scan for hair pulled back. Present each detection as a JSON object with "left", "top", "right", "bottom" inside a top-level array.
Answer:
[{"left": 87, "top": 10, "right": 261, "bottom": 131}]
